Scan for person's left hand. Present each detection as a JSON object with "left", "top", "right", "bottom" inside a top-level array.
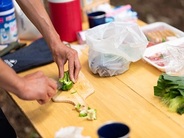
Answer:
[{"left": 51, "top": 42, "right": 81, "bottom": 83}]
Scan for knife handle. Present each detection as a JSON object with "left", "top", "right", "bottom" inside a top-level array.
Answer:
[{"left": 0, "top": 42, "right": 26, "bottom": 57}]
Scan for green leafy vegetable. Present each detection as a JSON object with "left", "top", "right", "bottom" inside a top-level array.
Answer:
[
  {"left": 58, "top": 71, "right": 73, "bottom": 91},
  {"left": 154, "top": 73, "right": 184, "bottom": 114}
]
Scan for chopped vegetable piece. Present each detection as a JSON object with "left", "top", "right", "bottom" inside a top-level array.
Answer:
[
  {"left": 74, "top": 103, "right": 97, "bottom": 120},
  {"left": 162, "top": 38, "right": 166, "bottom": 42},
  {"left": 71, "top": 90, "right": 77, "bottom": 94},
  {"left": 75, "top": 103, "right": 82, "bottom": 112},
  {"left": 79, "top": 110, "right": 87, "bottom": 117},
  {"left": 86, "top": 109, "right": 97, "bottom": 120},
  {"left": 58, "top": 71, "right": 73, "bottom": 91}
]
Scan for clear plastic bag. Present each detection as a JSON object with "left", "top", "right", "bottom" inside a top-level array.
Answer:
[
  {"left": 85, "top": 22, "right": 148, "bottom": 77},
  {"left": 164, "top": 42, "right": 184, "bottom": 76},
  {"left": 13, "top": 0, "right": 42, "bottom": 40}
]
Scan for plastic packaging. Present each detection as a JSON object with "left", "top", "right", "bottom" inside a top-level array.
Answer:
[
  {"left": 12, "top": 0, "right": 42, "bottom": 40},
  {"left": 143, "top": 37, "right": 184, "bottom": 76},
  {"left": 0, "top": 0, "right": 18, "bottom": 45},
  {"left": 86, "top": 22, "right": 148, "bottom": 77}
]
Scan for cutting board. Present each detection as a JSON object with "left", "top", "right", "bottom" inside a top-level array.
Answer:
[{"left": 52, "top": 71, "right": 95, "bottom": 106}]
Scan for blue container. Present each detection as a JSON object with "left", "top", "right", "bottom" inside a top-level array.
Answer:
[
  {"left": 97, "top": 122, "right": 130, "bottom": 138},
  {"left": 0, "top": 0, "right": 18, "bottom": 45}
]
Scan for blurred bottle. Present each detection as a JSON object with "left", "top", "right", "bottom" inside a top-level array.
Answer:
[{"left": 0, "top": 0, "right": 18, "bottom": 45}]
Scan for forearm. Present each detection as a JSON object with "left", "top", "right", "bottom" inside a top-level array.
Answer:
[
  {"left": 0, "top": 59, "right": 22, "bottom": 95},
  {"left": 15, "top": 0, "right": 62, "bottom": 48},
  {"left": 0, "top": 59, "right": 57, "bottom": 103},
  {"left": 15, "top": 0, "right": 81, "bottom": 80}
]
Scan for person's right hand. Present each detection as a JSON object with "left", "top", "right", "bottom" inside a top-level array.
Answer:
[{"left": 17, "top": 71, "right": 57, "bottom": 104}]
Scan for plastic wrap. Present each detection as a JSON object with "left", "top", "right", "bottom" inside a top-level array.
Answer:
[{"left": 85, "top": 22, "right": 148, "bottom": 77}]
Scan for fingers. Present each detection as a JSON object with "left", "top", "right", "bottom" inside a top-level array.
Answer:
[
  {"left": 36, "top": 77, "right": 57, "bottom": 105},
  {"left": 48, "top": 78, "right": 57, "bottom": 92},
  {"left": 47, "top": 79, "right": 57, "bottom": 97},
  {"left": 37, "top": 99, "right": 45, "bottom": 105},
  {"left": 37, "top": 85, "right": 56, "bottom": 105},
  {"left": 24, "top": 71, "right": 44, "bottom": 79},
  {"left": 68, "top": 50, "right": 81, "bottom": 83},
  {"left": 68, "top": 59, "right": 81, "bottom": 83},
  {"left": 23, "top": 70, "right": 58, "bottom": 105},
  {"left": 52, "top": 49, "right": 65, "bottom": 79},
  {"left": 53, "top": 43, "right": 81, "bottom": 82},
  {"left": 74, "top": 57, "right": 81, "bottom": 82},
  {"left": 58, "top": 63, "right": 64, "bottom": 79}
]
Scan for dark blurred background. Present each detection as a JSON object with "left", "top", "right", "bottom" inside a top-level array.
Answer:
[{"left": 110, "top": 0, "right": 184, "bottom": 31}]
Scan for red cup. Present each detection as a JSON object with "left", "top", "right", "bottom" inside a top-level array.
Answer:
[{"left": 48, "top": 0, "right": 82, "bottom": 42}]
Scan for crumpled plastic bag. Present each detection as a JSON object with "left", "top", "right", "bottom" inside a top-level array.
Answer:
[
  {"left": 13, "top": 0, "right": 42, "bottom": 40},
  {"left": 162, "top": 39, "right": 184, "bottom": 76},
  {"left": 85, "top": 22, "right": 148, "bottom": 77},
  {"left": 55, "top": 126, "right": 90, "bottom": 138}
]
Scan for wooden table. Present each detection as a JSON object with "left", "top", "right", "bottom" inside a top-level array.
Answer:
[{"left": 7, "top": 20, "right": 184, "bottom": 138}]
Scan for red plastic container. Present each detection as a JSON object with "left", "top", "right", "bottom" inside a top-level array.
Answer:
[{"left": 48, "top": 0, "right": 82, "bottom": 42}]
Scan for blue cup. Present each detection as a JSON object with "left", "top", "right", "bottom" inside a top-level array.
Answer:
[
  {"left": 87, "top": 11, "right": 114, "bottom": 28},
  {"left": 97, "top": 122, "right": 130, "bottom": 138}
]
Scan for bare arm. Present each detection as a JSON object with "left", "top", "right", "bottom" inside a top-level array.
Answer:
[
  {"left": 0, "top": 59, "right": 57, "bottom": 104},
  {"left": 15, "top": 0, "right": 81, "bottom": 82},
  {"left": 0, "top": 59, "right": 22, "bottom": 95}
]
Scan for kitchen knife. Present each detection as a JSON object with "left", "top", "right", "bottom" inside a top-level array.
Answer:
[
  {"left": 0, "top": 42, "right": 26, "bottom": 57},
  {"left": 57, "top": 81, "right": 63, "bottom": 91}
]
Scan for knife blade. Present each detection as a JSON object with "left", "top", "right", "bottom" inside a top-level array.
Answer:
[{"left": 57, "top": 80, "right": 63, "bottom": 91}]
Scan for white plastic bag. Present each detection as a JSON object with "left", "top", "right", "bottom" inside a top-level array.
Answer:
[
  {"left": 13, "top": 0, "right": 42, "bottom": 40},
  {"left": 85, "top": 22, "right": 148, "bottom": 77},
  {"left": 162, "top": 38, "right": 184, "bottom": 76},
  {"left": 55, "top": 126, "right": 90, "bottom": 138}
]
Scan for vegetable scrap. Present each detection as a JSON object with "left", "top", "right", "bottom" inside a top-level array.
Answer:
[
  {"left": 74, "top": 103, "right": 97, "bottom": 121},
  {"left": 71, "top": 90, "right": 77, "bottom": 94},
  {"left": 58, "top": 70, "right": 73, "bottom": 91},
  {"left": 154, "top": 73, "right": 184, "bottom": 115}
]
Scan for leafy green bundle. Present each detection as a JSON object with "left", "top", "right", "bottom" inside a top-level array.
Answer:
[{"left": 154, "top": 73, "right": 184, "bottom": 115}]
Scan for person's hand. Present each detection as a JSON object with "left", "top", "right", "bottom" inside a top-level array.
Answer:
[
  {"left": 17, "top": 71, "right": 57, "bottom": 104},
  {"left": 51, "top": 42, "right": 81, "bottom": 83},
  {"left": 15, "top": 0, "right": 81, "bottom": 82}
]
